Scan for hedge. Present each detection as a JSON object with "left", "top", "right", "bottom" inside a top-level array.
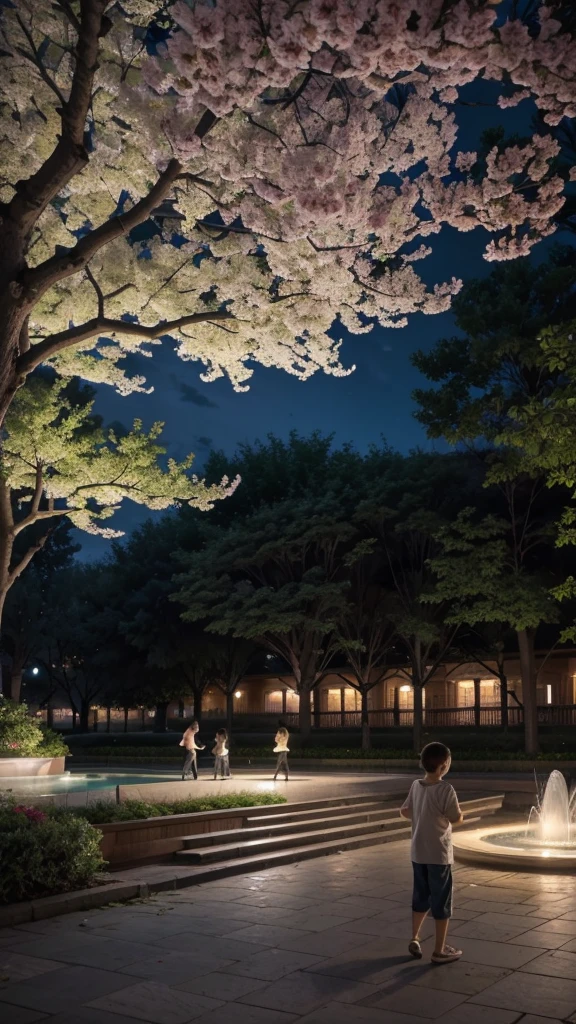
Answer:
[{"left": 71, "top": 791, "right": 287, "bottom": 824}]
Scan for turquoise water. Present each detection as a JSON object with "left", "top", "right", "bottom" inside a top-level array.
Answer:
[{"left": 0, "top": 771, "right": 178, "bottom": 795}]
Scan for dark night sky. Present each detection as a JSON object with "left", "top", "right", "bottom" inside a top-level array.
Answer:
[{"left": 76, "top": 94, "right": 570, "bottom": 560}]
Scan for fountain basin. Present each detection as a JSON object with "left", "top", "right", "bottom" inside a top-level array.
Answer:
[
  {"left": 454, "top": 822, "right": 576, "bottom": 871},
  {"left": 0, "top": 756, "right": 66, "bottom": 778}
]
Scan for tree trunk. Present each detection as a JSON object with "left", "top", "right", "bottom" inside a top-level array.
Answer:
[
  {"left": 499, "top": 672, "right": 509, "bottom": 731},
  {"left": 46, "top": 704, "right": 54, "bottom": 729},
  {"left": 79, "top": 701, "right": 90, "bottom": 732},
  {"left": 123, "top": 707, "right": 129, "bottom": 732},
  {"left": 178, "top": 699, "right": 185, "bottom": 718},
  {"left": 299, "top": 688, "right": 312, "bottom": 738},
  {"left": 106, "top": 706, "right": 111, "bottom": 732},
  {"left": 361, "top": 687, "right": 370, "bottom": 751},
  {"left": 154, "top": 700, "right": 169, "bottom": 732},
  {"left": 518, "top": 628, "right": 538, "bottom": 755},
  {"left": 412, "top": 683, "right": 423, "bottom": 753},
  {"left": 192, "top": 688, "right": 203, "bottom": 724},
  {"left": 71, "top": 707, "right": 77, "bottom": 729},
  {"left": 8, "top": 669, "right": 23, "bottom": 703},
  {"left": 227, "top": 689, "right": 234, "bottom": 741}
]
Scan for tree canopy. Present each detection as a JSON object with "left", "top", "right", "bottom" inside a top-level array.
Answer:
[{"left": 0, "top": 0, "right": 574, "bottom": 432}]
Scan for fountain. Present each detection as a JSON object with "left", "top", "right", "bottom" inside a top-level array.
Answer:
[{"left": 453, "top": 769, "right": 576, "bottom": 870}]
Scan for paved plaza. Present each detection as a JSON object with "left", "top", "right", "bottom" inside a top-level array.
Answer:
[{"left": 2, "top": 837, "right": 576, "bottom": 1024}]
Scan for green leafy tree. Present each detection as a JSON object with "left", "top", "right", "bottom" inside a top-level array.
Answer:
[
  {"left": 334, "top": 538, "right": 397, "bottom": 750},
  {"left": 0, "top": 373, "right": 235, "bottom": 626},
  {"left": 175, "top": 498, "right": 355, "bottom": 737},
  {"left": 429, "top": 508, "right": 560, "bottom": 754},
  {"left": 355, "top": 451, "right": 483, "bottom": 750},
  {"left": 412, "top": 247, "right": 576, "bottom": 446}
]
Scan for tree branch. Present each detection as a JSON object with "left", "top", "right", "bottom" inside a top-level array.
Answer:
[
  {"left": 17, "top": 308, "right": 234, "bottom": 374},
  {"left": 24, "top": 158, "right": 184, "bottom": 300},
  {"left": 85, "top": 265, "right": 104, "bottom": 317},
  {"left": 7, "top": 0, "right": 110, "bottom": 237},
  {"left": 8, "top": 528, "right": 55, "bottom": 588},
  {"left": 14, "top": 508, "right": 69, "bottom": 537}
]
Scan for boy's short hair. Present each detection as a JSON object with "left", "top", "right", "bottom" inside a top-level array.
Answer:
[
  {"left": 420, "top": 741, "right": 451, "bottom": 772},
  {"left": 216, "top": 728, "right": 227, "bottom": 739}
]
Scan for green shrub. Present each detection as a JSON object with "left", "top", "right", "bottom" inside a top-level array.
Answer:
[
  {"left": 0, "top": 699, "right": 69, "bottom": 758},
  {"left": 0, "top": 796, "right": 103, "bottom": 904},
  {"left": 73, "top": 791, "right": 287, "bottom": 825}
]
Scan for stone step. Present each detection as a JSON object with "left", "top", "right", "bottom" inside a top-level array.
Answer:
[
  {"left": 244, "top": 792, "right": 402, "bottom": 818},
  {"left": 181, "top": 808, "right": 408, "bottom": 851},
  {"left": 246, "top": 799, "right": 392, "bottom": 826},
  {"left": 177, "top": 815, "right": 409, "bottom": 863},
  {"left": 174, "top": 794, "right": 503, "bottom": 865}
]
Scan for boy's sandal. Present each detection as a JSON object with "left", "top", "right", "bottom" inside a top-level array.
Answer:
[
  {"left": 408, "top": 939, "right": 422, "bottom": 959},
  {"left": 431, "top": 945, "right": 462, "bottom": 964}
]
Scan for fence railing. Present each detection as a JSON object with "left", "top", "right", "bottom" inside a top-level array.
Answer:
[{"left": 43, "top": 704, "right": 576, "bottom": 732}]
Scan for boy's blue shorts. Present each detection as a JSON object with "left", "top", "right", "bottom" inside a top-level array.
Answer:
[{"left": 412, "top": 862, "right": 452, "bottom": 920}]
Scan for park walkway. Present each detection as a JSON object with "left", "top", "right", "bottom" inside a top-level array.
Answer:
[{"left": 1, "top": 837, "right": 576, "bottom": 1024}]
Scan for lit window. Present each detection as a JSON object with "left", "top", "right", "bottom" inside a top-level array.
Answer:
[
  {"left": 285, "top": 690, "right": 299, "bottom": 712},
  {"left": 343, "top": 687, "right": 360, "bottom": 711},
  {"left": 546, "top": 684, "right": 552, "bottom": 705},
  {"left": 326, "top": 689, "right": 341, "bottom": 712},
  {"left": 265, "top": 690, "right": 283, "bottom": 714}
]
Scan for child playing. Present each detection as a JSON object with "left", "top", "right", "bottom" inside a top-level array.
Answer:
[
  {"left": 273, "top": 726, "right": 290, "bottom": 781},
  {"left": 179, "top": 720, "right": 205, "bottom": 781},
  {"left": 212, "top": 728, "right": 230, "bottom": 779},
  {"left": 400, "top": 741, "right": 464, "bottom": 964}
]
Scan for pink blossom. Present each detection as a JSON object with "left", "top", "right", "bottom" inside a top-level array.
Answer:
[{"left": 14, "top": 805, "right": 47, "bottom": 823}]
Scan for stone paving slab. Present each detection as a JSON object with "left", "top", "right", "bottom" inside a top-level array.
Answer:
[{"left": 3, "top": 838, "right": 576, "bottom": 1023}]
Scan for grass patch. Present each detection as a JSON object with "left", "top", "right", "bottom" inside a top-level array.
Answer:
[{"left": 71, "top": 791, "right": 287, "bottom": 825}]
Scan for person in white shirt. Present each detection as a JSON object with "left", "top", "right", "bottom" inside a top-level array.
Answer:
[
  {"left": 212, "top": 728, "right": 230, "bottom": 779},
  {"left": 400, "top": 741, "right": 464, "bottom": 964},
  {"left": 179, "top": 720, "right": 205, "bottom": 780},
  {"left": 273, "top": 726, "right": 289, "bottom": 781}
]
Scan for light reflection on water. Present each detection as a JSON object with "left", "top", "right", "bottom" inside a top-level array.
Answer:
[{"left": 0, "top": 772, "right": 178, "bottom": 795}]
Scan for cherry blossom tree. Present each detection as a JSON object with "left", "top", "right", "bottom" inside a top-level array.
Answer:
[{"left": 0, "top": 0, "right": 574, "bottom": 429}]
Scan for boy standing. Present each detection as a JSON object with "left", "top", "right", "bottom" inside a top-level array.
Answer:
[
  {"left": 400, "top": 741, "right": 464, "bottom": 964},
  {"left": 180, "top": 720, "right": 205, "bottom": 780}
]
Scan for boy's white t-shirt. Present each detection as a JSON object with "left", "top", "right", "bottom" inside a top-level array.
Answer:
[{"left": 401, "top": 779, "right": 460, "bottom": 865}]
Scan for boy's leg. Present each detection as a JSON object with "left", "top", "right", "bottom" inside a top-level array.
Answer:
[
  {"left": 429, "top": 865, "right": 462, "bottom": 963},
  {"left": 412, "top": 909, "right": 429, "bottom": 941},
  {"left": 273, "top": 753, "right": 280, "bottom": 780},
  {"left": 410, "top": 864, "right": 430, "bottom": 956},
  {"left": 434, "top": 918, "right": 450, "bottom": 955},
  {"left": 191, "top": 753, "right": 198, "bottom": 780}
]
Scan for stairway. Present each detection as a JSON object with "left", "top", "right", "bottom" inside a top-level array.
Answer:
[{"left": 172, "top": 792, "right": 504, "bottom": 878}]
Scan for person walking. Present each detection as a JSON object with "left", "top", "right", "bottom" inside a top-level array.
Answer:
[
  {"left": 273, "top": 726, "right": 290, "bottom": 781},
  {"left": 179, "top": 720, "right": 204, "bottom": 780},
  {"left": 212, "top": 728, "right": 231, "bottom": 779}
]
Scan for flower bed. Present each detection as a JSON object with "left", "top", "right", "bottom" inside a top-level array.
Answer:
[{"left": 0, "top": 796, "right": 103, "bottom": 904}]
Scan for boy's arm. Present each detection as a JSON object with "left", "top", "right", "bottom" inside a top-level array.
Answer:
[
  {"left": 400, "top": 784, "right": 413, "bottom": 820},
  {"left": 446, "top": 787, "right": 464, "bottom": 826}
]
